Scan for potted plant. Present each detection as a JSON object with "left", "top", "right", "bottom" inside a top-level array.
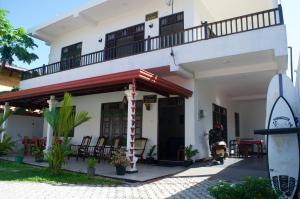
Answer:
[
  {"left": 184, "top": 145, "right": 199, "bottom": 167},
  {"left": 15, "top": 135, "right": 24, "bottom": 164},
  {"left": 32, "top": 147, "right": 44, "bottom": 162},
  {"left": 110, "top": 149, "right": 130, "bottom": 175},
  {"left": 15, "top": 146, "right": 24, "bottom": 164},
  {"left": 87, "top": 158, "right": 97, "bottom": 176},
  {"left": 146, "top": 145, "right": 157, "bottom": 164}
]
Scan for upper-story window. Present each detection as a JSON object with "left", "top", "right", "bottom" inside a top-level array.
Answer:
[
  {"left": 105, "top": 23, "right": 145, "bottom": 60},
  {"left": 159, "top": 12, "right": 184, "bottom": 48},
  {"left": 60, "top": 42, "right": 82, "bottom": 70}
]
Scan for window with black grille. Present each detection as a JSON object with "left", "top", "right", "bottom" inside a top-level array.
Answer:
[
  {"left": 159, "top": 12, "right": 184, "bottom": 48},
  {"left": 60, "top": 42, "right": 82, "bottom": 70},
  {"left": 105, "top": 24, "right": 145, "bottom": 60}
]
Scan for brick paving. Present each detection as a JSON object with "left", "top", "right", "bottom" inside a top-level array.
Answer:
[
  {"left": 0, "top": 157, "right": 267, "bottom": 199},
  {"left": 0, "top": 176, "right": 217, "bottom": 199}
]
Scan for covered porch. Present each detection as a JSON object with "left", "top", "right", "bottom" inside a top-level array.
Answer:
[{"left": 0, "top": 69, "right": 193, "bottom": 173}]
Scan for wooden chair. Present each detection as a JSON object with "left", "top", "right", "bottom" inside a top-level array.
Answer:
[
  {"left": 108, "top": 137, "right": 121, "bottom": 158},
  {"left": 70, "top": 136, "right": 92, "bottom": 161},
  {"left": 93, "top": 137, "right": 106, "bottom": 162},
  {"left": 134, "top": 138, "right": 148, "bottom": 160}
]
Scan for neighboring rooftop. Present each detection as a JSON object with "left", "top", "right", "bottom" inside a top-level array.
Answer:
[{"left": 3, "top": 64, "right": 27, "bottom": 72}]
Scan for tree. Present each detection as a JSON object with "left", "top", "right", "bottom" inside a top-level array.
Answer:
[
  {"left": 0, "top": 9, "right": 38, "bottom": 69},
  {"left": 43, "top": 93, "right": 91, "bottom": 174}
]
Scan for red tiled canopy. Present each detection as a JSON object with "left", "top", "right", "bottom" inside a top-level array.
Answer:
[{"left": 0, "top": 69, "right": 193, "bottom": 109}]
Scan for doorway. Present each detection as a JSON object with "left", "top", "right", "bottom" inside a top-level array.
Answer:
[
  {"left": 158, "top": 97, "right": 185, "bottom": 161},
  {"left": 212, "top": 104, "right": 228, "bottom": 143}
]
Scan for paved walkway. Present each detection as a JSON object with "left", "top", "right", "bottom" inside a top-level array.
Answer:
[
  {"left": 0, "top": 177, "right": 216, "bottom": 199},
  {"left": 0, "top": 157, "right": 267, "bottom": 199}
]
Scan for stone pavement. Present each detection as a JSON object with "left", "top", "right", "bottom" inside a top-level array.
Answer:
[
  {"left": 0, "top": 157, "right": 267, "bottom": 199},
  {"left": 0, "top": 177, "right": 217, "bottom": 199}
]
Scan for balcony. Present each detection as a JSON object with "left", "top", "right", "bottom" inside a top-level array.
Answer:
[{"left": 22, "top": 6, "right": 284, "bottom": 80}]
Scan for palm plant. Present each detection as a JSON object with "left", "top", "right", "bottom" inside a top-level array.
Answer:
[
  {"left": 0, "top": 109, "right": 15, "bottom": 155},
  {"left": 43, "top": 93, "right": 91, "bottom": 174},
  {"left": 0, "top": 134, "right": 15, "bottom": 155},
  {"left": 0, "top": 109, "right": 12, "bottom": 138}
]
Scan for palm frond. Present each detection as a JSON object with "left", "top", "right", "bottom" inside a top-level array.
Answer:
[{"left": 0, "top": 109, "right": 12, "bottom": 127}]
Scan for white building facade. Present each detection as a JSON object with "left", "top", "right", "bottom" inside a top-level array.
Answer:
[{"left": 0, "top": 0, "right": 288, "bottom": 162}]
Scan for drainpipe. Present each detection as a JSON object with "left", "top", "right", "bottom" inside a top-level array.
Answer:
[{"left": 288, "top": 46, "right": 294, "bottom": 82}]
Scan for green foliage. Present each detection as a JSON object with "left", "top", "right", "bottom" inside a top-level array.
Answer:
[
  {"left": 147, "top": 145, "right": 157, "bottom": 158},
  {"left": 32, "top": 146, "right": 44, "bottom": 160},
  {"left": 0, "top": 9, "right": 38, "bottom": 68},
  {"left": 0, "top": 134, "right": 15, "bottom": 155},
  {"left": 0, "top": 160, "right": 120, "bottom": 185},
  {"left": 45, "top": 141, "right": 71, "bottom": 175},
  {"left": 0, "top": 109, "right": 15, "bottom": 155},
  {"left": 208, "top": 177, "right": 282, "bottom": 199},
  {"left": 110, "top": 149, "right": 130, "bottom": 167},
  {"left": 0, "top": 109, "right": 12, "bottom": 134},
  {"left": 43, "top": 93, "right": 91, "bottom": 141},
  {"left": 87, "top": 158, "right": 97, "bottom": 168},
  {"left": 184, "top": 144, "right": 199, "bottom": 160},
  {"left": 43, "top": 93, "right": 91, "bottom": 174}
]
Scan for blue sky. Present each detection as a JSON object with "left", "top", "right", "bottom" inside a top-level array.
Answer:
[{"left": 0, "top": 0, "right": 299, "bottom": 76}]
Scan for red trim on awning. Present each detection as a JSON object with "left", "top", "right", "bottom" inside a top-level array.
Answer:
[{"left": 0, "top": 69, "right": 192, "bottom": 108}]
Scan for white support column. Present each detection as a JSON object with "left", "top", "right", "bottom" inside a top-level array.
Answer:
[
  {"left": 45, "top": 96, "right": 57, "bottom": 152},
  {"left": 125, "top": 83, "right": 138, "bottom": 173},
  {"left": 1, "top": 102, "right": 10, "bottom": 142}
]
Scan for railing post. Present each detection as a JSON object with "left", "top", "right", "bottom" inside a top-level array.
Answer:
[
  {"left": 278, "top": 4, "right": 284, "bottom": 24},
  {"left": 42, "top": 64, "right": 46, "bottom": 75},
  {"left": 202, "top": 21, "right": 209, "bottom": 39},
  {"left": 147, "top": 35, "right": 151, "bottom": 52}
]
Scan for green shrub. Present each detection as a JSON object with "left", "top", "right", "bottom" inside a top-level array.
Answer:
[
  {"left": 45, "top": 141, "right": 71, "bottom": 175},
  {"left": 208, "top": 177, "right": 282, "bottom": 199},
  {"left": 184, "top": 145, "right": 199, "bottom": 160},
  {"left": 87, "top": 158, "right": 97, "bottom": 168},
  {"left": 0, "top": 134, "right": 15, "bottom": 155}
]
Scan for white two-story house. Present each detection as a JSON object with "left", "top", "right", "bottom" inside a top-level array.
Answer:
[{"left": 0, "top": 0, "right": 288, "bottom": 165}]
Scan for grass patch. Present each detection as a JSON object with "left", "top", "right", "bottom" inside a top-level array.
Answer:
[{"left": 0, "top": 160, "right": 121, "bottom": 185}]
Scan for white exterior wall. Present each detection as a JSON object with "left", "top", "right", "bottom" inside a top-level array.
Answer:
[
  {"left": 237, "top": 99, "right": 266, "bottom": 141},
  {"left": 200, "top": 0, "right": 277, "bottom": 21},
  {"left": 7, "top": 115, "right": 44, "bottom": 141},
  {"left": 195, "top": 79, "right": 238, "bottom": 159},
  {"left": 48, "top": 0, "right": 197, "bottom": 64}
]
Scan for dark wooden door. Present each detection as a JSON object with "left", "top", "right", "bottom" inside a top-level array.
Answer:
[
  {"left": 234, "top": 112, "right": 240, "bottom": 137},
  {"left": 158, "top": 98, "right": 185, "bottom": 161},
  {"left": 213, "top": 104, "right": 228, "bottom": 143}
]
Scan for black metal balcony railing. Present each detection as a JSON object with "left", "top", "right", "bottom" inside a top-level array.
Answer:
[{"left": 22, "top": 6, "right": 284, "bottom": 80}]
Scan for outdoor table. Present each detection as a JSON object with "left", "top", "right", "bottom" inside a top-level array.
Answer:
[{"left": 238, "top": 140, "right": 264, "bottom": 158}]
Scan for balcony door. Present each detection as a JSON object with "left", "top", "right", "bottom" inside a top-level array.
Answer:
[
  {"left": 60, "top": 42, "right": 82, "bottom": 70},
  {"left": 159, "top": 12, "right": 184, "bottom": 48},
  {"left": 212, "top": 104, "right": 228, "bottom": 143},
  {"left": 105, "top": 24, "right": 145, "bottom": 60}
]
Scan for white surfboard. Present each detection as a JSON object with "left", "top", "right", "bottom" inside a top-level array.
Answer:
[{"left": 266, "top": 74, "right": 299, "bottom": 199}]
